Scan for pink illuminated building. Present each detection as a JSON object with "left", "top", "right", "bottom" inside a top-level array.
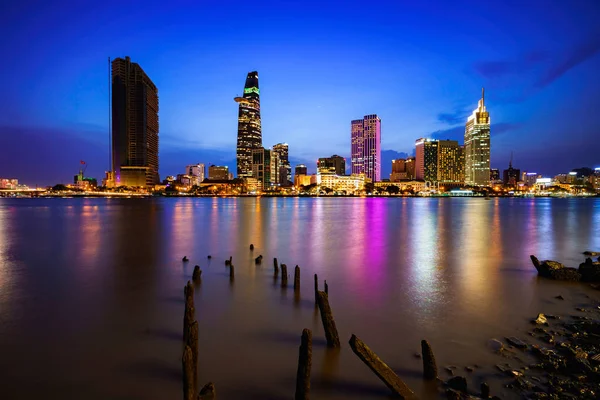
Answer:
[{"left": 351, "top": 114, "right": 381, "bottom": 182}]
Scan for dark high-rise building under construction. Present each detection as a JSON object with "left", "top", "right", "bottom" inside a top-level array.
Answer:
[
  {"left": 111, "top": 56, "right": 159, "bottom": 187},
  {"left": 235, "top": 71, "right": 262, "bottom": 178}
]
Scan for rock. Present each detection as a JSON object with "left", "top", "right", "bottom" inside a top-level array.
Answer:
[
  {"left": 445, "top": 389, "right": 460, "bottom": 400},
  {"left": 465, "top": 366, "right": 474, "bottom": 372},
  {"left": 530, "top": 255, "right": 581, "bottom": 281},
  {"left": 413, "top": 353, "right": 421, "bottom": 359},
  {"left": 198, "top": 382, "right": 215, "bottom": 399},
  {"left": 583, "top": 251, "right": 600, "bottom": 256},
  {"left": 555, "top": 295, "right": 564, "bottom": 300},
  {"left": 578, "top": 258, "right": 600, "bottom": 282},
  {"left": 481, "top": 382, "right": 490, "bottom": 398},
  {"left": 207, "top": 255, "right": 212, "bottom": 259},
  {"left": 533, "top": 313, "right": 548, "bottom": 325},
  {"left": 444, "top": 367, "right": 454, "bottom": 375},
  {"left": 505, "top": 337, "right": 527, "bottom": 349},
  {"left": 488, "top": 339, "right": 504, "bottom": 353},
  {"left": 182, "top": 256, "right": 189, "bottom": 262},
  {"left": 446, "top": 376, "right": 467, "bottom": 392}
]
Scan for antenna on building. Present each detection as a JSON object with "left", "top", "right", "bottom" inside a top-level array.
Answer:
[
  {"left": 509, "top": 151, "right": 513, "bottom": 168},
  {"left": 482, "top": 87, "right": 485, "bottom": 106}
]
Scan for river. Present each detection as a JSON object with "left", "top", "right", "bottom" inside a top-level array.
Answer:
[{"left": 1, "top": 197, "right": 599, "bottom": 399}]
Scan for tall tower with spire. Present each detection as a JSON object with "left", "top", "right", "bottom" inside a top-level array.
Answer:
[
  {"left": 464, "top": 88, "right": 491, "bottom": 186},
  {"left": 235, "top": 71, "right": 262, "bottom": 178}
]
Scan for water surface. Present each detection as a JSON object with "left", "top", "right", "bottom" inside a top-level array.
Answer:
[{"left": 1, "top": 197, "right": 599, "bottom": 399}]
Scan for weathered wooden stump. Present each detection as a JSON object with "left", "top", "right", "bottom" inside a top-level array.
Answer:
[
  {"left": 207, "top": 255, "right": 211, "bottom": 259},
  {"left": 481, "top": 382, "right": 490, "bottom": 398},
  {"left": 182, "top": 345, "right": 195, "bottom": 400},
  {"left": 225, "top": 256, "right": 233, "bottom": 266},
  {"left": 255, "top": 255, "right": 263, "bottom": 264},
  {"left": 250, "top": 243, "right": 254, "bottom": 250},
  {"left": 295, "top": 328, "right": 312, "bottom": 400},
  {"left": 324, "top": 280, "right": 328, "bottom": 294},
  {"left": 182, "top": 256, "right": 189, "bottom": 262},
  {"left": 192, "top": 265, "right": 202, "bottom": 282},
  {"left": 274, "top": 258, "right": 279, "bottom": 276},
  {"left": 281, "top": 264, "right": 288, "bottom": 287},
  {"left": 183, "top": 282, "right": 195, "bottom": 343},
  {"left": 348, "top": 334, "right": 416, "bottom": 399},
  {"left": 314, "top": 274, "right": 318, "bottom": 304},
  {"left": 294, "top": 265, "right": 301, "bottom": 291},
  {"left": 198, "top": 382, "right": 216, "bottom": 399},
  {"left": 186, "top": 320, "right": 199, "bottom": 391},
  {"left": 421, "top": 339, "right": 438, "bottom": 380},
  {"left": 230, "top": 264, "right": 235, "bottom": 281},
  {"left": 316, "top": 291, "right": 340, "bottom": 348}
]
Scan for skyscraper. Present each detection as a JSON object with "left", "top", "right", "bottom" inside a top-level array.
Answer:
[
  {"left": 186, "top": 164, "right": 205, "bottom": 185},
  {"left": 272, "top": 143, "right": 291, "bottom": 185},
  {"left": 252, "top": 148, "right": 272, "bottom": 190},
  {"left": 464, "top": 88, "right": 491, "bottom": 186},
  {"left": 351, "top": 115, "right": 381, "bottom": 182},
  {"left": 415, "top": 138, "right": 437, "bottom": 181},
  {"left": 295, "top": 164, "right": 307, "bottom": 177},
  {"left": 111, "top": 56, "right": 159, "bottom": 187},
  {"left": 236, "top": 71, "right": 262, "bottom": 178},
  {"left": 437, "top": 140, "right": 464, "bottom": 184},
  {"left": 318, "top": 155, "right": 346, "bottom": 175}
]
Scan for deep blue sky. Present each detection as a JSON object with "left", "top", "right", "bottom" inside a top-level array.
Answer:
[{"left": 1, "top": 0, "right": 599, "bottom": 186}]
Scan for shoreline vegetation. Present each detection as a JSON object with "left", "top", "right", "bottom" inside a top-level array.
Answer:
[{"left": 183, "top": 248, "right": 600, "bottom": 399}]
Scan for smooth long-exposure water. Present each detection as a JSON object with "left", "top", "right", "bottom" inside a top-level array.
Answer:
[{"left": 1, "top": 197, "right": 599, "bottom": 399}]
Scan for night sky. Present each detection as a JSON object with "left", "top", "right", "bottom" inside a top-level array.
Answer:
[{"left": 1, "top": 0, "right": 599, "bottom": 186}]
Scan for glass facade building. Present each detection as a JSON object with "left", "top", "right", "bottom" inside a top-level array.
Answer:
[
  {"left": 351, "top": 115, "right": 381, "bottom": 182},
  {"left": 236, "top": 71, "right": 262, "bottom": 178},
  {"left": 464, "top": 88, "right": 491, "bottom": 186},
  {"left": 111, "top": 56, "right": 159, "bottom": 187}
]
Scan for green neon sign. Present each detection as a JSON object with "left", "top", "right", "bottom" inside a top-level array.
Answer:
[{"left": 244, "top": 87, "right": 260, "bottom": 95}]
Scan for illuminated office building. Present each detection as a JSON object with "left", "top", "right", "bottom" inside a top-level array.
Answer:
[
  {"left": 186, "top": 164, "right": 205, "bottom": 185},
  {"left": 272, "top": 143, "right": 291, "bottom": 185},
  {"left": 490, "top": 168, "right": 500, "bottom": 182},
  {"left": 464, "top": 88, "right": 491, "bottom": 186},
  {"left": 437, "top": 140, "right": 464, "bottom": 184},
  {"left": 351, "top": 114, "right": 381, "bottom": 182},
  {"left": 318, "top": 155, "right": 346, "bottom": 175},
  {"left": 295, "top": 164, "right": 307, "bottom": 177},
  {"left": 208, "top": 165, "right": 229, "bottom": 180},
  {"left": 111, "top": 56, "right": 159, "bottom": 187},
  {"left": 415, "top": 138, "right": 438, "bottom": 182},
  {"left": 405, "top": 157, "right": 416, "bottom": 180},
  {"left": 236, "top": 71, "right": 262, "bottom": 178},
  {"left": 252, "top": 148, "right": 272, "bottom": 191},
  {"left": 390, "top": 158, "right": 406, "bottom": 182}
]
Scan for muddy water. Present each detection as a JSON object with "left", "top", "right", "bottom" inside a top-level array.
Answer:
[{"left": 0, "top": 197, "right": 599, "bottom": 399}]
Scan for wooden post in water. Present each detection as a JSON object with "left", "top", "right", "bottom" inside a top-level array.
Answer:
[
  {"left": 183, "top": 281, "right": 195, "bottom": 343},
  {"left": 349, "top": 334, "right": 416, "bottom": 399},
  {"left": 230, "top": 264, "right": 235, "bottom": 281},
  {"left": 421, "top": 340, "right": 438, "bottom": 380},
  {"left": 294, "top": 265, "right": 301, "bottom": 291},
  {"left": 250, "top": 244, "right": 254, "bottom": 250},
  {"left": 186, "top": 320, "right": 199, "bottom": 393},
  {"left": 295, "top": 328, "right": 312, "bottom": 400},
  {"left": 182, "top": 345, "right": 195, "bottom": 400},
  {"left": 281, "top": 264, "right": 288, "bottom": 287},
  {"left": 273, "top": 258, "right": 279, "bottom": 274},
  {"left": 324, "top": 280, "right": 328, "bottom": 295},
  {"left": 314, "top": 274, "right": 318, "bottom": 304},
  {"left": 192, "top": 265, "right": 202, "bottom": 282},
  {"left": 316, "top": 291, "right": 340, "bottom": 348}
]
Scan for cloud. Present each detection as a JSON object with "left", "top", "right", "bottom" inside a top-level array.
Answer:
[
  {"left": 473, "top": 51, "right": 549, "bottom": 80},
  {"left": 437, "top": 109, "right": 467, "bottom": 125},
  {"left": 429, "top": 122, "right": 521, "bottom": 142},
  {"left": 535, "top": 36, "right": 600, "bottom": 88}
]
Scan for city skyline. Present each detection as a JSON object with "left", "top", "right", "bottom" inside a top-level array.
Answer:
[{"left": 0, "top": 1, "right": 599, "bottom": 186}]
